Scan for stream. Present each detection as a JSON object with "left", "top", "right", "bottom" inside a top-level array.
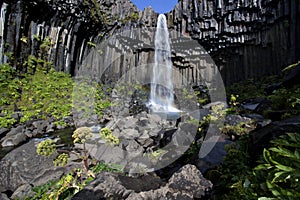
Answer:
[{"left": 0, "top": 127, "right": 75, "bottom": 160}]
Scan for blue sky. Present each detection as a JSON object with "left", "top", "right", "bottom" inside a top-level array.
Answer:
[{"left": 130, "top": 0, "right": 178, "bottom": 13}]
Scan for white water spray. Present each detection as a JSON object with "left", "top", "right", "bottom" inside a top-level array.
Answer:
[
  {"left": 0, "top": 3, "right": 8, "bottom": 65},
  {"left": 149, "top": 14, "right": 178, "bottom": 113}
]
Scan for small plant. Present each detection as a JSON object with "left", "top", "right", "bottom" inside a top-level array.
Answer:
[
  {"left": 36, "top": 139, "right": 57, "bottom": 156},
  {"left": 72, "top": 126, "right": 93, "bottom": 144},
  {"left": 20, "top": 36, "right": 28, "bottom": 44},
  {"left": 99, "top": 127, "right": 119, "bottom": 145},
  {"left": 221, "top": 121, "right": 255, "bottom": 138},
  {"left": 87, "top": 41, "right": 96, "bottom": 48},
  {"left": 72, "top": 127, "right": 94, "bottom": 171},
  {"left": 53, "top": 153, "right": 69, "bottom": 167},
  {"left": 32, "top": 127, "right": 123, "bottom": 199}
]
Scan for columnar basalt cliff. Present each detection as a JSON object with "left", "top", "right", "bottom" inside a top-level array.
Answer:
[
  {"left": 0, "top": 0, "right": 299, "bottom": 84},
  {"left": 168, "top": 0, "right": 300, "bottom": 84},
  {"left": 0, "top": 0, "right": 138, "bottom": 74}
]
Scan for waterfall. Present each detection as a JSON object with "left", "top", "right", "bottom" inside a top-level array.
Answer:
[
  {"left": 0, "top": 3, "right": 8, "bottom": 65},
  {"left": 149, "top": 14, "right": 178, "bottom": 113}
]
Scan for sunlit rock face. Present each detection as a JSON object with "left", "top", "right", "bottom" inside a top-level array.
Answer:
[{"left": 0, "top": 0, "right": 299, "bottom": 84}]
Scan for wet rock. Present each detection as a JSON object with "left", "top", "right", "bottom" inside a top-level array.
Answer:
[
  {"left": 32, "top": 120, "right": 50, "bottom": 133},
  {"left": 1, "top": 126, "right": 27, "bottom": 147},
  {"left": 242, "top": 114, "right": 272, "bottom": 128},
  {"left": 283, "top": 62, "right": 300, "bottom": 88},
  {"left": 225, "top": 114, "right": 252, "bottom": 126},
  {"left": 196, "top": 135, "right": 233, "bottom": 173},
  {"left": 0, "top": 128, "right": 9, "bottom": 139},
  {"left": 241, "top": 98, "right": 271, "bottom": 113},
  {"left": 0, "top": 193, "right": 10, "bottom": 200},
  {"left": 46, "top": 122, "right": 56, "bottom": 133},
  {"left": 0, "top": 140, "right": 66, "bottom": 194},
  {"left": 250, "top": 115, "right": 300, "bottom": 158}
]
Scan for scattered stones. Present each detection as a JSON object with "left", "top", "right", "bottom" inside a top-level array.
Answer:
[
  {"left": 85, "top": 111, "right": 197, "bottom": 174},
  {"left": 32, "top": 120, "right": 49, "bottom": 133},
  {"left": 0, "top": 117, "right": 74, "bottom": 148},
  {"left": 72, "top": 164, "right": 212, "bottom": 200}
]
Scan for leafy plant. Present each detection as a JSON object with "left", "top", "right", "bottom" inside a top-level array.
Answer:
[
  {"left": 31, "top": 127, "right": 122, "bottom": 200},
  {"left": 215, "top": 133, "right": 300, "bottom": 199},
  {"left": 36, "top": 139, "right": 57, "bottom": 156},
  {"left": 99, "top": 127, "right": 119, "bottom": 145},
  {"left": 17, "top": 68, "right": 73, "bottom": 123},
  {"left": 221, "top": 121, "right": 255, "bottom": 138},
  {"left": 0, "top": 38, "right": 73, "bottom": 128},
  {"left": 253, "top": 133, "right": 300, "bottom": 199},
  {"left": 267, "top": 85, "right": 300, "bottom": 119}
]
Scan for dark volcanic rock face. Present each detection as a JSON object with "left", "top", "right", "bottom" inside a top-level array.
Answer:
[
  {"left": 165, "top": 0, "right": 300, "bottom": 84},
  {"left": 0, "top": 0, "right": 299, "bottom": 84}
]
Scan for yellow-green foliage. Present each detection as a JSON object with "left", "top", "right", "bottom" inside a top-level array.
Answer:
[
  {"left": 99, "top": 127, "right": 119, "bottom": 145},
  {"left": 36, "top": 139, "right": 56, "bottom": 156},
  {"left": 0, "top": 63, "right": 73, "bottom": 127},
  {"left": 53, "top": 153, "right": 69, "bottom": 167},
  {"left": 72, "top": 127, "right": 93, "bottom": 144},
  {"left": 18, "top": 68, "right": 73, "bottom": 124},
  {"left": 282, "top": 61, "right": 300, "bottom": 72}
]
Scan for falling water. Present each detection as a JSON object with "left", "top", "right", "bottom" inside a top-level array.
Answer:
[
  {"left": 149, "top": 14, "right": 178, "bottom": 113},
  {"left": 0, "top": 3, "right": 8, "bottom": 65}
]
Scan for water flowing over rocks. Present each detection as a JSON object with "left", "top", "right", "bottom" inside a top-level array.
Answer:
[{"left": 0, "top": 118, "right": 74, "bottom": 148}]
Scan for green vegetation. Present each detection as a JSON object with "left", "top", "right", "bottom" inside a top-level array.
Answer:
[
  {"left": 99, "top": 127, "right": 119, "bottom": 145},
  {"left": 32, "top": 127, "right": 122, "bottom": 199},
  {"left": 266, "top": 85, "right": 300, "bottom": 119},
  {"left": 0, "top": 36, "right": 73, "bottom": 128},
  {"left": 212, "top": 132, "right": 300, "bottom": 200},
  {"left": 0, "top": 63, "right": 73, "bottom": 127},
  {"left": 1, "top": 35, "right": 113, "bottom": 128},
  {"left": 36, "top": 139, "right": 57, "bottom": 156},
  {"left": 227, "top": 75, "right": 300, "bottom": 120}
]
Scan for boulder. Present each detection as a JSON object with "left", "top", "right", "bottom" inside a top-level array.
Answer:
[
  {"left": 0, "top": 140, "right": 66, "bottom": 195},
  {"left": 224, "top": 114, "right": 252, "bottom": 126},
  {"left": 0, "top": 193, "right": 10, "bottom": 200},
  {"left": 32, "top": 120, "right": 50, "bottom": 133},
  {"left": 10, "top": 184, "right": 32, "bottom": 199},
  {"left": 250, "top": 115, "right": 300, "bottom": 158},
  {"left": 1, "top": 126, "right": 27, "bottom": 147},
  {"left": 282, "top": 62, "right": 300, "bottom": 88},
  {"left": 71, "top": 164, "right": 212, "bottom": 200},
  {"left": 196, "top": 135, "right": 233, "bottom": 173}
]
